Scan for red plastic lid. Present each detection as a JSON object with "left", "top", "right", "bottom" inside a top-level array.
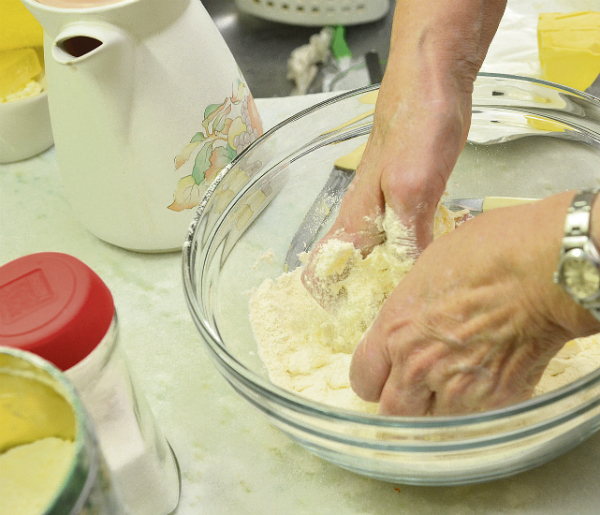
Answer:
[{"left": 0, "top": 252, "right": 114, "bottom": 371}]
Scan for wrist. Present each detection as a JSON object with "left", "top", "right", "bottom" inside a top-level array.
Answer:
[
  {"left": 552, "top": 190, "right": 600, "bottom": 337},
  {"left": 386, "top": 0, "right": 506, "bottom": 95}
]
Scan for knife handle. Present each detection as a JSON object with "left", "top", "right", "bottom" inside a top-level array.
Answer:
[{"left": 482, "top": 196, "right": 537, "bottom": 211}]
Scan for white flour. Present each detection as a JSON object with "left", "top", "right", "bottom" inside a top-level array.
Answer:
[
  {"left": 249, "top": 206, "right": 600, "bottom": 413},
  {"left": 534, "top": 337, "right": 600, "bottom": 396}
]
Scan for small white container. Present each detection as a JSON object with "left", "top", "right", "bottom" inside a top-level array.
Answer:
[{"left": 0, "top": 88, "right": 53, "bottom": 163}]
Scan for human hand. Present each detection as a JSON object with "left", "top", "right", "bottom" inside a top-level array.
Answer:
[
  {"left": 349, "top": 192, "right": 600, "bottom": 416},
  {"left": 300, "top": 68, "right": 474, "bottom": 303},
  {"left": 302, "top": 0, "right": 507, "bottom": 296}
]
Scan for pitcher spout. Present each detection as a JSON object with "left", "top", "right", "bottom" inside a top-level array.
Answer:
[
  {"left": 45, "top": 22, "right": 134, "bottom": 143},
  {"left": 54, "top": 34, "right": 103, "bottom": 61},
  {"left": 52, "top": 23, "right": 128, "bottom": 66}
]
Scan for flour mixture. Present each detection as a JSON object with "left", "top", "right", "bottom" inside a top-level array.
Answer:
[{"left": 249, "top": 205, "right": 600, "bottom": 413}]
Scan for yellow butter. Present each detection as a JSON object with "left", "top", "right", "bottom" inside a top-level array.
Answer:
[
  {"left": 0, "top": 0, "right": 43, "bottom": 52},
  {"left": 526, "top": 114, "right": 568, "bottom": 134},
  {"left": 538, "top": 11, "right": 600, "bottom": 92},
  {"left": 0, "top": 48, "right": 42, "bottom": 99}
]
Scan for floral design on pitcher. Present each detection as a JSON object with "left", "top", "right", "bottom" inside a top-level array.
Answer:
[{"left": 169, "top": 79, "right": 263, "bottom": 211}]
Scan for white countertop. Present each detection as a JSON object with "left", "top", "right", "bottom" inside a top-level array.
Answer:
[{"left": 3, "top": 2, "right": 600, "bottom": 513}]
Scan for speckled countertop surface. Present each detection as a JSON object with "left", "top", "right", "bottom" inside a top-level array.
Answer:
[{"left": 3, "top": 2, "right": 600, "bottom": 512}]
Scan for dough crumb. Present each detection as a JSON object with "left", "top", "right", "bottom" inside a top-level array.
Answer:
[{"left": 252, "top": 249, "right": 276, "bottom": 269}]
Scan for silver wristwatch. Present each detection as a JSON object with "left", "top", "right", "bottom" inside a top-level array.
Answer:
[{"left": 554, "top": 188, "right": 600, "bottom": 321}]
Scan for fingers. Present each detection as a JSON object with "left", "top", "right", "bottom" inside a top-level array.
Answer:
[
  {"left": 300, "top": 235, "right": 361, "bottom": 312},
  {"left": 350, "top": 317, "right": 436, "bottom": 416},
  {"left": 351, "top": 334, "right": 444, "bottom": 417},
  {"left": 349, "top": 327, "right": 391, "bottom": 403},
  {"left": 300, "top": 167, "right": 388, "bottom": 308},
  {"left": 377, "top": 359, "right": 435, "bottom": 416},
  {"left": 352, "top": 335, "right": 503, "bottom": 417}
]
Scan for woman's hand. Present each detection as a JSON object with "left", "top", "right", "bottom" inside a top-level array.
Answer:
[
  {"left": 349, "top": 192, "right": 600, "bottom": 415},
  {"left": 302, "top": 0, "right": 507, "bottom": 293}
]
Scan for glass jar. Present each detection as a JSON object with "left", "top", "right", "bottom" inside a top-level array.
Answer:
[
  {"left": 0, "top": 346, "right": 125, "bottom": 514},
  {"left": 0, "top": 252, "right": 180, "bottom": 515}
]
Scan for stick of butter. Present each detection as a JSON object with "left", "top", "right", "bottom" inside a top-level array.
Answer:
[
  {"left": 0, "top": 0, "right": 43, "bottom": 52},
  {"left": 0, "top": 48, "right": 42, "bottom": 99},
  {"left": 538, "top": 11, "right": 600, "bottom": 92}
]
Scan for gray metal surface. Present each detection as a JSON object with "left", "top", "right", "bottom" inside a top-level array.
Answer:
[
  {"left": 586, "top": 72, "right": 600, "bottom": 98},
  {"left": 284, "top": 164, "right": 355, "bottom": 270},
  {"left": 202, "top": 0, "right": 394, "bottom": 98}
]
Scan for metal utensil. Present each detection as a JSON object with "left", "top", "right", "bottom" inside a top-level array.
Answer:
[
  {"left": 284, "top": 143, "right": 365, "bottom": 270},
  {"left": 443, "top": 196, "right": 538, "bottom": 213},
  {"left": 284, "top": 138, "right": 538, "bottom": 269},
  {"left": 585, "top": 71, "right": 600, "bottom": 98}
]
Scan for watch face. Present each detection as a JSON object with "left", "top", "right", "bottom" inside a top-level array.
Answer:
[{"left": 563, "top": 253, "right": 600, "bottom": 300}]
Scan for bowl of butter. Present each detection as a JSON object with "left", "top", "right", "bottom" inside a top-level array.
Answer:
[
  {"left": 183, "top": 74, "right": 600, "bottom": 485},
  {"left": 0, "top": 4, "right": 53, "bottom": 163}
]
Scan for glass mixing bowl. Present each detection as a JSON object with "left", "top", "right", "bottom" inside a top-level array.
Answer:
[{"left": 182, "top": 74, "right": 600, "bottom": 486}]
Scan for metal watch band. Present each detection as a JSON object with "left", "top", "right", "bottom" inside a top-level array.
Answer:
[
  {"left": 557, "top": 188, "right": 600, "bottom": 321},
  {"left": 561, "top": 188, "right": 600, "bottom": 253}
]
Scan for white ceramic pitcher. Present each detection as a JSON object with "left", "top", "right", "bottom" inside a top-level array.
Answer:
[{"left": 22, "top": 0, "right": 263, "bottom": 252}]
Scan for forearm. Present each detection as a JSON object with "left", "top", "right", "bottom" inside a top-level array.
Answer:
[
  {"left": 372, "top": 0, "right": 507, "bottom": 154},
  {"left": 384, "top": 0, "right": 507, "bottom": 96},
  {"left": 352, "top": 0, "right": 508, "bottom": 247}
]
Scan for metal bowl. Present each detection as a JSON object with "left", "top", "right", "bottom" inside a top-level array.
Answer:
[{"left": 183, "top": 74, "right": 600, "bottom": 485}]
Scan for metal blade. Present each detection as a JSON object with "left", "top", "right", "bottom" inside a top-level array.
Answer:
[
  {"left": 585, "top": 71, "right": 600, "bottom": 98},
  {"left": 284, "top": 166, "right": 355, "bottom": 270},
  {"left": 443, "top": 198, "right": 485, "bottom": 213},
  {"left": 444, "top": 196, "right": 538, "bottom": 213}
]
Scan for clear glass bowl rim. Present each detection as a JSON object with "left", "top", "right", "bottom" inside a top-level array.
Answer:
[{"left": 182, "top": 72, "right": 600, "bottom": 429}]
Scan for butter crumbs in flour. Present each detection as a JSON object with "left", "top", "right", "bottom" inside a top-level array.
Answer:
[
  {"left": 249, "top": 205, "right": 459, "bottom": 413},
  {"left": 249, "top": 205, "right": 600, "bottom": 413}
]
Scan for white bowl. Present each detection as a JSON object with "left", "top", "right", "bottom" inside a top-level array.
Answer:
[{"left": 0, "top": 89, "right": 53, "bottom": 163}]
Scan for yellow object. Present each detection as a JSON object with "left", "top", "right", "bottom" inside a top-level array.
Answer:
[
  {"left": 0, "top": 0, "right": 43, "bottom": 51},
  {"left": 0, "top": 371, "right": 76, "bottom": 454},
  {"left": 333, "top": 142, "right": 367, "bottom": 171},
  {"left": 0, "top": 48, "right": 42, "bottom": 98},
  {"left": 538, "top": 11, "right": 600, "bottom": 92},
  {"left": 0, "top": 438, "right": 75, "bottom": 515},
  {"left": 526, "top": 114, "right": 569, "bottom": 134}
]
